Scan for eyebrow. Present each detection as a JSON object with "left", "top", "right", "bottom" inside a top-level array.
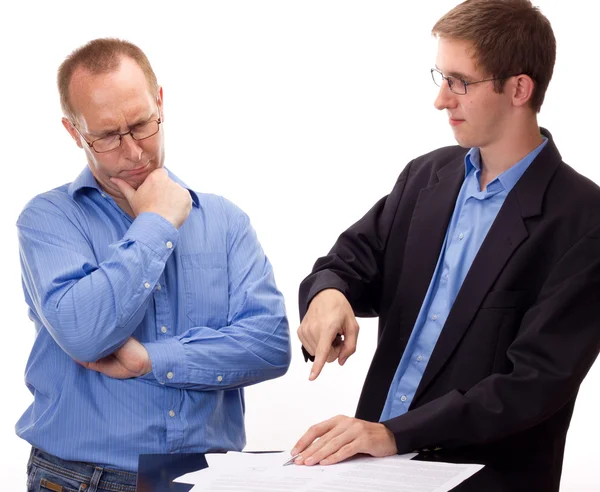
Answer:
[{"left": 434, "top": 65, "right": 472, "bottom": 81}]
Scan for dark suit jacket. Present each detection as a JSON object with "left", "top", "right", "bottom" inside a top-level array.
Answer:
[{"left": 299, "top": 129, "right": 600, "bottom": 491}]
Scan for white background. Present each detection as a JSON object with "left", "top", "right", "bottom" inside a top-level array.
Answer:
[{"left": 0, "top": 1, "right": 598, "bottom": 489}]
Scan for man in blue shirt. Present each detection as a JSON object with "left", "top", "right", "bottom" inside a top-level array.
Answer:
[
  {"left": 293, "top": 1, "right": 600, "bottom": 490},
  {"left": 18, "top": 38, "right": 290, "bottom": 491}
]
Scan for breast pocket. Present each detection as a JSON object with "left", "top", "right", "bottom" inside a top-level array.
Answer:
[
  {"left": 478, "top": 290, "right": 532, "bottom": 373},
  {"left": 181, "top": 253, "right": 229, "bottom": 327}
]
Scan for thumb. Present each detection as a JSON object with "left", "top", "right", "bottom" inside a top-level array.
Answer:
[{"left": 110, "top": 177, "right": 136, "bottom": 203}]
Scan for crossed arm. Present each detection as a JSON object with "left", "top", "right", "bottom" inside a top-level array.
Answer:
[{"left": 19, "top": 170, "right": 290, "bottom": 389}]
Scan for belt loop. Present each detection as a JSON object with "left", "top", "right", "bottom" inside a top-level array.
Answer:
[
  {"left": 27, "top": 447, "right": 35, "bottom": 473},
  {"left": 26, "top": 447, "right": 37, "bottom": 490},
  {"left": 86, "top": 466, "right": 104, "bottom": 492}
]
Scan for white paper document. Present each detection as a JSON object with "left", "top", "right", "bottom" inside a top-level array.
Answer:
[{"left": 174, "top": 451, "right": 483, "bottom": 492}]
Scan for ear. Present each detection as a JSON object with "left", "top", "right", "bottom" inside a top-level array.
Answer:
[
  {"left": 511, "top": 74, "right": 536, "bottom": 109},
  {"left": 62, "top": 117, "right": 84, "bottom": 149},
  {"left": 157, "top": 86, "right": 164, "bottom": 121}
]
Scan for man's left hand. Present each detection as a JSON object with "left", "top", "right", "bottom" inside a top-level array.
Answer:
[
  {"left": 77, "top": 337, "right": 152, "bottom": 379},
  {"left": 290, "top": 415, "right": 398, "bottom": 466}
]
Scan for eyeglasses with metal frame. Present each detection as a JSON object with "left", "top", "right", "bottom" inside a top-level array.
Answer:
[
  {"left": 430, "top": 68, "right": 520, "bottom": 95},
  {"left": 73, "top": 116, "right": 162, "bottom": 153}
]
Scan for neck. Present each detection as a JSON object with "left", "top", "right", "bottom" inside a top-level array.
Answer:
[{"left": 478, "top": 120, "right": 543, "bottom": 189}]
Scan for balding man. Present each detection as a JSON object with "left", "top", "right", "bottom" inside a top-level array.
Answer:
[{"left": 17, "top": 38, "right": 290, "bottom": 492}]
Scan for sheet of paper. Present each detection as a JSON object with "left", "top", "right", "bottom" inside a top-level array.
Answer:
[
  {"left": 175, "top": 452, "right": 482, "bottom": 492},
  {"left": 174, "top": 451, "right": 292, "bottom": 485}
]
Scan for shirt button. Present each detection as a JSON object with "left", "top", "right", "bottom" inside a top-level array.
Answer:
[
  {"left": 166, "top": 371, "right": 174, "bottom": 380},
  {"left": 161, "top": 326, "right": 167, "bottom": 333},
  {"left": 458, "top": 233, "right": 464, "bottom": 240},
  {"left": 101, "top": 193, "right": 107, "bottom": 198},
  {"left": 166, "top": 241, "right": 173, "bottom": 249},
  {"left": 431, "top": 314, "right": 438, "bottom": 321},
  {"left": 217, "top": 375, "right": 223, "bottom": 382},
  {"left": 169, "top": 410, "right": 175, "bottom": 417},
  {"left": 144, "top": 282, "right": 151, "bottom": 289},
  {"left": 400, "top": 395, "right": 407, "bottom": 402},
  {"left": 156, "top": 283, "right": 162, "bottom": 291},
  {"left": 416, "top": 355, "right": 423, "bottom": 361}
]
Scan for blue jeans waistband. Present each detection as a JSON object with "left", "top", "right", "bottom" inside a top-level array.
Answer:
[{"left": 28, "top": 447, "right": 137, "bottom": 492}]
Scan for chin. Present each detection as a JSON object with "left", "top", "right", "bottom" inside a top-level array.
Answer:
[
  {"left": 452, "top": 134, "right": 470, "bottom": 148},
  {"left": 126, "top": 173, "right": 149, "bottom": 190},
  {"left": 451, "top": 129, "right": 476, "bottom": 149}
]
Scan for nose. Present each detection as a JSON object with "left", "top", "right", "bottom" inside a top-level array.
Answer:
[
  {"left": 433, "top": 81, "right": 457, "bottom": 111},
  {"left": 120, "top": 133, "right": 143, "bottom": 162}
]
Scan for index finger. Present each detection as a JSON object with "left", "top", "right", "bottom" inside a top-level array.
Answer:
[
  {"left": 110, "top": 177, "right": 136, "bottom": 203},
  {"left": 291, "top": 419, "right": 337, "bottom": 456},
  {"left": 310, "top": 335, "right": 337, "bottom": 381}
]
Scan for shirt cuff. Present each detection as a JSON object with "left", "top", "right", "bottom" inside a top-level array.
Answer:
[
  {"left": 125, "top": 212, "right": 180, "bottom": 261},
  {"left": 144, "top": 337, "right": 188, "bottom": 385}
]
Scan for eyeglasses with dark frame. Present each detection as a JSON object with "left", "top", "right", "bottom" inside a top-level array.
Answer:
[
  {"left": 430, "top": 68, "right": 520, "bottom": 95},
  {"left": 73, "top": 116, "right": 162, "bottom": 153}
]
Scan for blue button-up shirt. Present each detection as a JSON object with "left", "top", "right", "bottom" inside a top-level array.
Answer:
[
  {"left": 380, "top": 139, "right": 547, "bottom": 421},
  {"left": 16, "top": 166, "right": 291, "bottom": 471}
]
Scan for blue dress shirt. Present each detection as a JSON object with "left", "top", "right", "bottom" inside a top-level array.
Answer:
[
  {"left": 16, "top": 166, "right": 291, "bottom": 471},
  {"left": 380, "top": 139, "right": 547, "bottom": 421}
]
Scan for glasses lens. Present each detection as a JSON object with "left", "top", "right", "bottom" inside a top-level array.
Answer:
[
  {"left": 92, "top": 134, "right": 121, "bottom": 153},
  {"left": 132, "top": 120, "right": 160, "bottom": 140},
  {"left": 450, "top": 77, "right": 467, "bottom": 95}
]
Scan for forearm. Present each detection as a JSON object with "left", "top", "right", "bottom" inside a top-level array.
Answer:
[
  {"left": 143, "top": 315, "right": 290, "bottom": 390},
  {"left": 144, "top": 239, "right": 291, "bottom": 390}
]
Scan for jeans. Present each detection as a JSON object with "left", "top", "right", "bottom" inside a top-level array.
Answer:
[{"left": 26, "top": 448, "right": 137, "bottom": 492}]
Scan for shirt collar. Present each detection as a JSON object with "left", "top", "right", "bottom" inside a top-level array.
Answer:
[
  {"left": 464, "top": 137, "right": 548, "bottom": 194},
  {"left": 68, "top": 166, "right": 200, "bottom": 208}
]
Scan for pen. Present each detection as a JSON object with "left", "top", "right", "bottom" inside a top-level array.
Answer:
[{"left": 282, "top": 454, "right": 300, "bottom": 466}]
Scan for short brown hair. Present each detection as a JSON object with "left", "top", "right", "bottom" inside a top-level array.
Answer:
[
  {"left": 58, "top": 38, "right": 159, "bottom": 122},
  {"left": 432, "top": 0, "right": 556, "bottom": 112}
]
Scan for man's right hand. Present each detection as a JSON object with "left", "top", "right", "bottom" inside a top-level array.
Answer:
[
  {"left": 297, "top": 289, "right": 359, "bottom": 381},
  {"left": 111, "top": 168, "right": 192, "bottom": 228}
]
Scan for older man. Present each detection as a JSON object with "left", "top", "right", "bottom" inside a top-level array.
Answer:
[{"left": 18, "top": 38, "right": 290, "bottom": 491}]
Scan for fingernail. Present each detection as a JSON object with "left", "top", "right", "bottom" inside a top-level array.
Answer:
[
  {"left": 291, "top": 448, "right": 298, "bottom": 456},
  {"left": 305, "top": 457, "right": 315, "bottom": 465},
  {"left": 309, "top": 372, "right": 315, "bottom": 380},
  {"left": 294, "top": 455, "right": 303, "bottom": 463}
]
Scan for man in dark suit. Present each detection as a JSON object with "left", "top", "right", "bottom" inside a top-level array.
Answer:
[{"left": 291, "top": 0, "right": 600, "bottom": 490}]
